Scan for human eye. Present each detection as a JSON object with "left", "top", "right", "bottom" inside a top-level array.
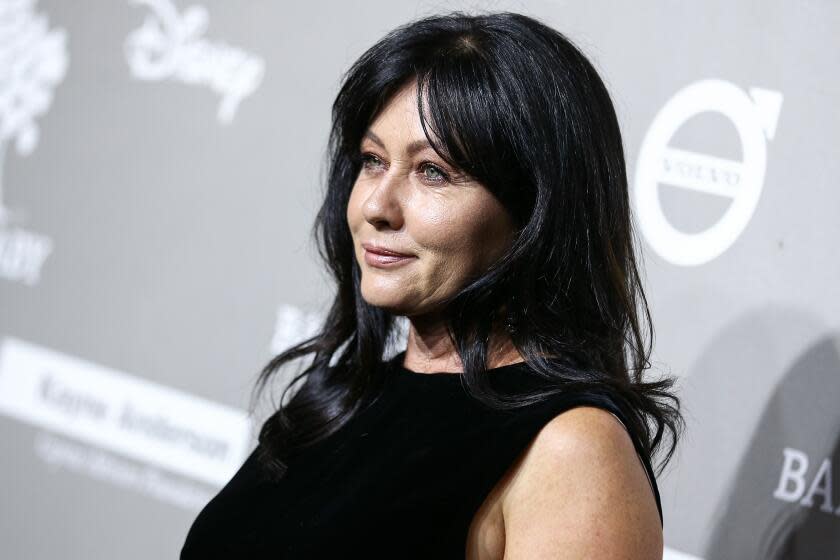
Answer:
[
  {"left": 417, "top": 161, "right": 450, "bottom": 185},
  {"left": 359, "top": 152, "right": 385, "bottom": 173}
]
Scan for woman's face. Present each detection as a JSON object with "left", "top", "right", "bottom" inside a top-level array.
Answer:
[{"left": 346, "top": 80, "right": 516, "bottom": 317}]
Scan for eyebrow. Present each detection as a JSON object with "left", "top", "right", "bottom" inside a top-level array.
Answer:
[{"left": 363, "top": 130, "right": 434, "bottom": 158}]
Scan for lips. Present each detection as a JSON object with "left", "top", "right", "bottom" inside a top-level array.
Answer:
[{"left": 361, "top": 242, "right": 414, "bottom": 258}]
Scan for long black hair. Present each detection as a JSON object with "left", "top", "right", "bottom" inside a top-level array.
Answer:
[{"left": 250, "top": 10, "right": 684, "bottom": 481}]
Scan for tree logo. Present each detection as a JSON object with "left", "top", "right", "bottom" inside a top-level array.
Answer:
[{"left": 0, "top": 0, "right": 66, "bottom": 285}]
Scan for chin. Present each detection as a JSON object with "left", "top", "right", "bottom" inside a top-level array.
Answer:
[{"left": 359, "top": 289, "right": 412, "bottom": 314}]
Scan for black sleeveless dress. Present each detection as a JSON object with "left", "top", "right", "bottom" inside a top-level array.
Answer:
[{"left": 181, "top": 351, "right": 663, "bottom": 558}]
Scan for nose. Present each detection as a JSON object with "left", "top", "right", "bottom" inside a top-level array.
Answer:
[{"left": 361, "top": 166, "right": 406, "bottom": 230}]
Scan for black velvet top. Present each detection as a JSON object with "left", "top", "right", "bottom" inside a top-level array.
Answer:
[{"left": 181, "top": 351, "right": 662, "bottom": 558}]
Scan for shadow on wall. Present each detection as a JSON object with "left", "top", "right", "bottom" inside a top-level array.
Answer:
[{"left": 682, "top": 305, "right": 840, "bottom": 559}]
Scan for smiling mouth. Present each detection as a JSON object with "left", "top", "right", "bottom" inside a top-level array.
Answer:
[
  {"left": 361, "top": 242, "right": 414, "bottom": 258},
  {"left": 363, "top": 248, "right": 416, "bottom": 268}
]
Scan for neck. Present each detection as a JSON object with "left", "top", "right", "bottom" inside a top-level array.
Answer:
[{"left": 401, "top": 317, "right": 522, "bottom": 374}]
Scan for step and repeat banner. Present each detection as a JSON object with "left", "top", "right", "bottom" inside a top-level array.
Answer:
[{"left": 1, "top": 1, "right": 837, "bottom": 558}]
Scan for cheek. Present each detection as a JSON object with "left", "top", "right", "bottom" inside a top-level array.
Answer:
[
  {"left": 416, "top": 199, "right": 508, "bottom": 263},
  {"left": 409, "top": 202, "right": 462, "bottom": 254}
]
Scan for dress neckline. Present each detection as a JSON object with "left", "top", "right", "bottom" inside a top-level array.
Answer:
[{"left": 389, "top": 350, "right": 531, "bottom": 379}]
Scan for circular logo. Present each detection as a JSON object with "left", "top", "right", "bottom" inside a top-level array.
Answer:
[{"left": 634, "top": 79, "right": 782, "bottom": 266}]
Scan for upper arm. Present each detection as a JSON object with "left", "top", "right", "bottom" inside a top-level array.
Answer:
[{"left": 500, "top": 406, "right": 663, "bottom": 559}]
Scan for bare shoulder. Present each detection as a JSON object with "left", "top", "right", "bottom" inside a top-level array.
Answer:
[{"left": 500, "top": 405, "right": 663, "bottom": 559}]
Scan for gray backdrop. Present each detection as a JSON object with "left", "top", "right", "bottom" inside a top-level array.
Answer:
[{"left": 1, "top": 0, "right": 838, "bottom": 558}]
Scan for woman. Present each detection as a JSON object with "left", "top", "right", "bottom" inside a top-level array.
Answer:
[{"left": 182, "top": 10, "right": 684, "bottom": 559}]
